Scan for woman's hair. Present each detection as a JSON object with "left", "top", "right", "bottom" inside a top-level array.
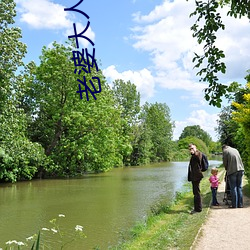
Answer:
[{"left": 211, "top": 167, "right": 218, "bottom": 174}]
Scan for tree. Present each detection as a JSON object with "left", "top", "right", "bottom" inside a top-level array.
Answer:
[
  {"left": 231, "top": 77, "right": 250, "bottom": 176},
  {"left": 216, "top": 72, "right": 250, "bottom": 150},
  {"left": 24, "top": 41, "right": 127, "bottom": 175},
  {"left": 179, "top": 125, "right": 212, "bottom": 146},
  {"left": 129, "top": 122, "right": 153, "bottom": 166},
  {"left": 216, "top": 106, "right": 240, "bottom": 147},
  {"left": 112, "top": 79, "right": 140, "bottom": 165},
  {"left": 140, "top": 102, "right": 174, "bottom": 162},
  {"left": 112, "top": 79, "right": 140, "bottom": 124},
  {"left": 0, "top": 0, "right": 48, "bottom": 183},
  {"left": 0, "top": 0, "right": 26, "bottom": 109},
  {"left": 190, "top": 0, "right": 250, "bottom": 107}
]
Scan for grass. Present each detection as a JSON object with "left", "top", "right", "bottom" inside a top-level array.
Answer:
[{"left": 111, "top": 169, "right": 225, "bottom": 250}]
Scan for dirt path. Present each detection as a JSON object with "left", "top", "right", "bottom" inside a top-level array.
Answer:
[{"left": 192, "top": 173, "right": 250, "bottom": 250}]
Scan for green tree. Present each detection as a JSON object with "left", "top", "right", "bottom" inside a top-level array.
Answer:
[
  {"left": 0, "top": 0, "right": 48, "bottom": 182},
  {"left": 230, "top": 77, "right": 250, "bottom": 176},
  {"left": 216, "top": 72, "right": 250, "bottom": 151},
  {"left": 112, "top": 79, "right": 140, "bottom": 123},
  {"left": 208, "top": 141, "right": 222, "bottom": 155},
  {"left": 179, "top": 125, "right": 212, "bottom": 146},
  {"left": 216, "top": 106, "right": 240, "bottom": 147},
  {"left": 140, "top": 102, "right": 174, "bottom": 162},
  {"left": 190, "top": 0, "right": 250, "bottom": 107},
  {"left": 0, "top": 0, "right": 26, "bottom": 109},
  {"left": 24, "top": 41, "right": 126, "bottom": 175},
  {"left": 129, "top": 122, "right": 153, "bottom": 166},
  {"left": 112, "top": 79, "right": 140, "bottom": 165},
  {"left": 214, "top": 72, "right": 249, "bottom": 176}
]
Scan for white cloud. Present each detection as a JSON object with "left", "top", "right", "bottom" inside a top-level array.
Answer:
[
  {"left": 16, "top": 0, "right": 96, "bottom": 47},
  {"left": 16, "top": 0, "right": 71, "bottom": 29},
  {"left": 173, "top": 110, "right": 219, "bottom": 141},
  {"left": 103, "top": 65, "right": 155, "bottom": 102},
  {"left": 127, "top": 1, "right": 210, "bottom": 105},
  {"left": 130, "top": 0, "right": 250, "bottom": 96},
  {"left": 132, "top": 1, "right": 176, "bottom": 23},
  {"left": 214, "top": 7, "right": 250, "bottom": 81}
]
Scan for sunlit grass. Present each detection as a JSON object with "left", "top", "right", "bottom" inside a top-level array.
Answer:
[{"left": 111, "top": 173, "right": 220, "bottom": 250}]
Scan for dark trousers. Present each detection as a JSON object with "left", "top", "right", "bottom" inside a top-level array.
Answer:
[
  {"left": 211, "top": 187, "right": 218, "bottom": 205},
  {"left": 192, "top": 181, "right": 202, "bottom": 212}
]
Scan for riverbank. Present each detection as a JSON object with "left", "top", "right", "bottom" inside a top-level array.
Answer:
[
  {"left": 111, "top": 169, "right": 222, "bottom": 249},
  {"left": 112, "top": 168, "right": 250, "bottom": 250}
]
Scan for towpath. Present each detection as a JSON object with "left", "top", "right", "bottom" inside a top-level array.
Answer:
[{"left": 192, "top": 173, "right": 250, "bottom": 250}]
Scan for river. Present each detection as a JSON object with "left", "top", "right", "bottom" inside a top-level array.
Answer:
[{"left": 0, "top": 160, "right": 221, "bottom": 249}]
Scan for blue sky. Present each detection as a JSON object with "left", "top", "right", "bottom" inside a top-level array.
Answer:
[{"left": 14, "top": 0, "right": 250, "bottom": 141}]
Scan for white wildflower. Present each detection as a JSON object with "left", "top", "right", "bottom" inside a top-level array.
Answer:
[
  {"left": 42, "top": 227, "right": 50, "bottom": 231},
  {"left": 17, "top": 241, "right": 25, "bottom": 246},
  {"left": 26, "top": 236, "right": 34, "bottom": 241},
  {"left": 6, "top": 240, "right": 17, "bottom": 245},
  {"left": 58, "top": 214, "right": 65, "bottom": 217},
  {"left": 51, "top": 228, "right": 58, "bottom": 233},
  {"left": 75, "top": 225, "right": 83, "bottom": 231}
]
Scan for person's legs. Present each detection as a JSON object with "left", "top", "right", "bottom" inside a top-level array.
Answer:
[
  {"left": 192, "top": 181, "right": 202, "bottom": 212},
  {"left": 236, "top": 170, "right": 244, "bottom": 207},
  {"left": 228, "top": 172, "right": 237, "bottom": 208},
  {"left": 211, "top": 187, "right": 218, "bottom": 205}
]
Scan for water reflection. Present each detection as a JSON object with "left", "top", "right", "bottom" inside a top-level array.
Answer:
[{"left": 0, "top": 160, "right": 221, "bottom": 249}]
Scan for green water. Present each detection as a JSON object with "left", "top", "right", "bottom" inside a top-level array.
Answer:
[{"left": 0, "top": 160, "right": 221, "bottom": 249}]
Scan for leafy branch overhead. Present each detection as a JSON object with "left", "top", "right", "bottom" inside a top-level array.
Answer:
[{"left": 189, "top": 0, "right": 250, "bottom": 107}]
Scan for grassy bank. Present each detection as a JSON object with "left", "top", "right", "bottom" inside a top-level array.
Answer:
[{"left": 111, "top": 169, "right": 225, "bottom": 250}]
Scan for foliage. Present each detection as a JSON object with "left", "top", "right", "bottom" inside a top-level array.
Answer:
[
  {"left": 129, "top": 122, "right": 153, "bottom": 165},
  {"left": 231, "top": 82, "right": 250, "bottom": 176},
  {"left": 178, "top": 136, "right": 209, "bottom": 156},
  {"left": 215, "top": 71, "right": 250, "bottom": 176},
  {"left": 112, "top": 79, "right": 140, "bottom": 124},
  {"left": 179, "top": 125, "right": 212, "bottom": 146},
  {"left": 171, "top": 148, "right": 190, "bottom": 161},
  {"left": 216, "top": 106, "right": 240, "bottom": 147},
  {"left": 0, "top": 0, "right": 49, "bottom": 182},
  {"left": 140, "top": 102, "right": 174, "bottom": 162},
  {"left": 209, "top": 141, "right": 222, "bottom": 154},
  {"left": 189, "top": 0, "right": 250, "bottom": 107},
  {"left": 112, "top": 79, "right": 141, "bottom": 165},
  {"left": 23, "top": 42, "right": 127, "bottom": 175},
  {"left": 0, "top": 0, "right": 27, "bottom": 109}
]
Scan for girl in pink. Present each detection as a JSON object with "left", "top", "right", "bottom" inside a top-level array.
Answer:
[{"left": 209, "top": 168, "right": 220, "bottom": 206}]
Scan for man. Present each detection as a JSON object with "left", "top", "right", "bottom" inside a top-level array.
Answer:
[
  {"left": 188, "top": 143, "right": 204, "bottom": 214},
  {"left": 222, "top": 144, "right": 244, "bottom": 208}
]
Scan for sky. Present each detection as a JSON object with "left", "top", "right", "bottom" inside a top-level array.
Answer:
[{"left": 14, "top": 0, "right": 250, "bottom": 141}]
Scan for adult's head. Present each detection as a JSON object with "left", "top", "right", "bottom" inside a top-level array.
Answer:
[{"left": 188, "top": 143, "right": 197, "bottom": 155}]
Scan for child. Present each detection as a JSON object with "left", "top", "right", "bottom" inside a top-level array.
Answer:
[{"left": 209, "top": 168, "right": 220, "bottom": 206}]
